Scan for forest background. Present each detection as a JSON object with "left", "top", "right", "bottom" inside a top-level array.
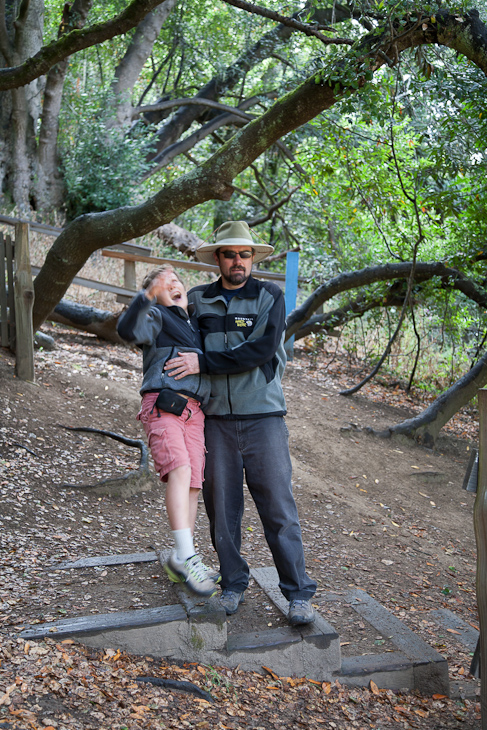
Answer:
[
  {"left": 3, "top": 3, "right": 487, "bottom": 726},
  {"left": 3, "top": 0, "right": 487, "bottom": 442}
]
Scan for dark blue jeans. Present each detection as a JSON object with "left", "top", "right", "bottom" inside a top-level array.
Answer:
[{"left": 203, "top": 416, "right": 317, "bottom": 601}]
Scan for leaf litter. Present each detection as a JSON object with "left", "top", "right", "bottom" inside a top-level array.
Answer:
[{"left": 0, "top": 325, "right": 482, "bottom": 728}]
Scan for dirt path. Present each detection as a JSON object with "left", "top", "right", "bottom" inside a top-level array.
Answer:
[{"left": 0, "top": 326, "right": 481, "bottom": 728}]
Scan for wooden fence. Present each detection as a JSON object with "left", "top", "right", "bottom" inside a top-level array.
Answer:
[
  {"left": 0, "top": 222, "right": 35, "bottom": 381},
  {"left": 0, "top": 214, "right": 303, "bottom": 376}
]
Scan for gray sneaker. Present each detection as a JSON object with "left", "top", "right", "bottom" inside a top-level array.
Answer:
[
  {"left": 201, "top": 562, "right": 221, "bottom": 584},
  {"left": 220, "top": 590, "right": 245, "bottom": 615},
  {"left": 288, "top": 599, "right": 314, "bottom": 626},
  {"left": 164, "top": 552, "right": 217, "bottom": 597}
]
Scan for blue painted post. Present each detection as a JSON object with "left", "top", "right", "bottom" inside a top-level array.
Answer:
[
  {"left": 474, "top": 388, "right": 487, "bottom": 727},
  {"left": 284, "top": 251, "right": 299, "bottom": 360}
]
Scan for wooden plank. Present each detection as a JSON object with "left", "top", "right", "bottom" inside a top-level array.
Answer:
[
  {"left": 429, "top": 608, "right": 479, "bottom": 652},
  {"left": 346, "top": 589, "right": 447, "bottom": 664},
  {"left": 228, "top": 626, "right": 301, "bottom": 652},
  {"left": 0, "top": 233, "right": 8, "bottom": 346},
  {"left": 20, "top": 604, "right": 187, "bottom": 640},
  {"left": 0, "top": 213, "right": 61, "bottom": 237},
  {"left": 13, "top": 222, "right": 35, "bottom": 382},
  {"left": 5, "top": 234, "right": 15, "bottom": 347},
  {"left": 31, "top": 265, "right": 138, "bottom": 299},
  {"left": 106, "top": 241, "right": 152, "bottom": 255},
  {"left": 102, "top": 249, "right": 303, "bottom": 283},
  {"left": 51, "top": 551, "right": 159, "bottom": 570}
]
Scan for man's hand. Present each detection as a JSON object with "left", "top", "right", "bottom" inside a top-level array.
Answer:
[{"left": 165, "top": 352, "right": 200, "bottom": 380}]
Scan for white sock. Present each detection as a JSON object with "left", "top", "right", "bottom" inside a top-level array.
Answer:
[{"left": 172, "top": 528, "right": 195, "bottom": 562}]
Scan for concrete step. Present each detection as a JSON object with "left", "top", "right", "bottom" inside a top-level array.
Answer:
[{"left": 22, "top": 552, "right": 456, "bottom": 694}]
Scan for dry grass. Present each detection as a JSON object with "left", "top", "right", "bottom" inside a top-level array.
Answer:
[{"left": 29, "top": 230, "right": 216, "bottom": 313}]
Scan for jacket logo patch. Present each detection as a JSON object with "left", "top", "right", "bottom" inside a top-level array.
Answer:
[{"left": 235, "top": 317, "right": 253, "bottom": 328}]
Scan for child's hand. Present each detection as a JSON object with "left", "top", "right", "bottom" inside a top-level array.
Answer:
[
  {"left": 145, "top": 276, "right": 164, "bottom": 300},
  {"left": 145, "top": 271, "right": 188, "bottom": 311},
  {"left": 165, "top": 352, "right": 200, "bottom": 379}
]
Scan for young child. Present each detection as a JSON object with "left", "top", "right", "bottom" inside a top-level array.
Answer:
[{"left": 117, "top": 265, "right": 216, "bottom": 597}]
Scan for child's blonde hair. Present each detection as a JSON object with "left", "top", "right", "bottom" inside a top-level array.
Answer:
[{"left": 142, "top": 265, "right": 181, "bottom": 290}]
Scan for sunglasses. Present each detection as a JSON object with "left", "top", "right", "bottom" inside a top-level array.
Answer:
[{"left": 220, "top": 250, "right": 254, "bottom": 259}]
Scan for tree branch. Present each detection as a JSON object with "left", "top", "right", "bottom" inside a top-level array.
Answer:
[
  {"left": 247, "top": 186, "right": 299, "bottom": 226},
  {"left": 0, "top": 0, "right": 169, "bottom": 90},
  {"left": 220, "top": 0, "right": 353, "bottom": 45},
  {"left": 370, "top": 349, "right": 487, "bottom": 447},
  {"left": 286, "top": 259, "right": 487, "bottom": 338},
  {"left": 292, "top": 290, "right": 405, "bottom": 340},
  {"left": 146, "top": 2, "right": 357, "bottom": 160},
  {"left": 133, "top": 96, "right": 255, "bottom": 122},
  {"left": 32, "top": 10, "right": 487, "bottom": 330}
]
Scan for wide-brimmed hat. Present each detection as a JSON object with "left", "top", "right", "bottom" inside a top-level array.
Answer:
[{"left": 195, "top": 221, "right": 274, "bottom": 265}]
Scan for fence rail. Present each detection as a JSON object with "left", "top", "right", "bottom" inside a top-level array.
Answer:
[{"left": 0, "top": 215, "right": 302, "bottom": 371}]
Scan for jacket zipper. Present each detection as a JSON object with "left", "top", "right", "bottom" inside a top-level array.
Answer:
[{"left": 224, "top": 300, "right": 232, "bottom": 414}]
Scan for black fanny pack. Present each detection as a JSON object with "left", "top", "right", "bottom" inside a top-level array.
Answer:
[{"left": 154, "top": 389, "right": 188, "bottom": 416}]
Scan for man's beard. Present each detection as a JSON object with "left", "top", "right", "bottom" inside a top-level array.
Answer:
[{"left": 222, "top": 267, "right": 250, "bottom": 286}]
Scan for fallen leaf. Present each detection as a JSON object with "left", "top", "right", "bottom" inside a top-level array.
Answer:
[
  {"left": 0, "top": 684, "right": 16, "bottom": 706},
  {"left": 262, "top": 665, "right": 279, "bottom": 680},
  {"left": 369, "top": 680, "right": 380, "bottom": 694}
]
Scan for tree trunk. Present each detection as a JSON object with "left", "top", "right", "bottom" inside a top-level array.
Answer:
[
  {"left": 371, "top": 351, "right": 487, "bottom": 448},
  {"left": 10, "top": 86, "right": 31, "bottom": 211},
  {"left": 49, "top": 299, "right": 124, "bottom": 343},
  {"left": 1, "top": 0, "right": 44, "bottom": 210},
  {"left": 108, "top": 0, "right": 178, "bottom": 129},
  {"left": 35, "top": 0, "right": 93, "bottom": 212}
]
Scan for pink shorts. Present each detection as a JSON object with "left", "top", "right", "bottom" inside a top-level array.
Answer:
[{"left": 137, "top": 392, "right": 205, "bottom": 488}]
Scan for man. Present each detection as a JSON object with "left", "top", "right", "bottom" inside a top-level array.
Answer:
[{"left": 165, "top": 220, "right": 317, "bottom": 626}]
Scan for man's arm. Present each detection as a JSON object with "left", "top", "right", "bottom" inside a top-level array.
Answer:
[
  {"left": 165, "top": 287, "right": 285, "bottom": 379},
  {"left": 200, "top": 290, "right": 285, "bottom": 374}
]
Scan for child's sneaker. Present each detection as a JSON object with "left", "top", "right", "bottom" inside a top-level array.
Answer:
[
  {"left": 201, "top": 561, "right": 221, "bottom": 584},
  {"left": 164, "top": 552, "right": 217, "bottom": 597}
]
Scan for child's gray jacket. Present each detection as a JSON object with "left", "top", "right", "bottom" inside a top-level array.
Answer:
[{"left": 117, "top": 291, "right": 211, "bottom": 407}]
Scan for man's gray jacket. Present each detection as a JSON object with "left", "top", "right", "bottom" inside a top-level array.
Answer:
[{"left": 188, "top": 276, "right": 287, "bottom": 418}]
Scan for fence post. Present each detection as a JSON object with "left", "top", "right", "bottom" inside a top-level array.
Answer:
[
  {"left": 284, "top": 251, "right": 299, "bottom": 361},
  {"left": 475, "top": 387, "right": 487, "bottom": 728},
  {"left": 13, "top": 222, "right": 35, "bottom": 382},
  {"left": 124, "top": 259, "right": 137, "bottom": 292}
]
